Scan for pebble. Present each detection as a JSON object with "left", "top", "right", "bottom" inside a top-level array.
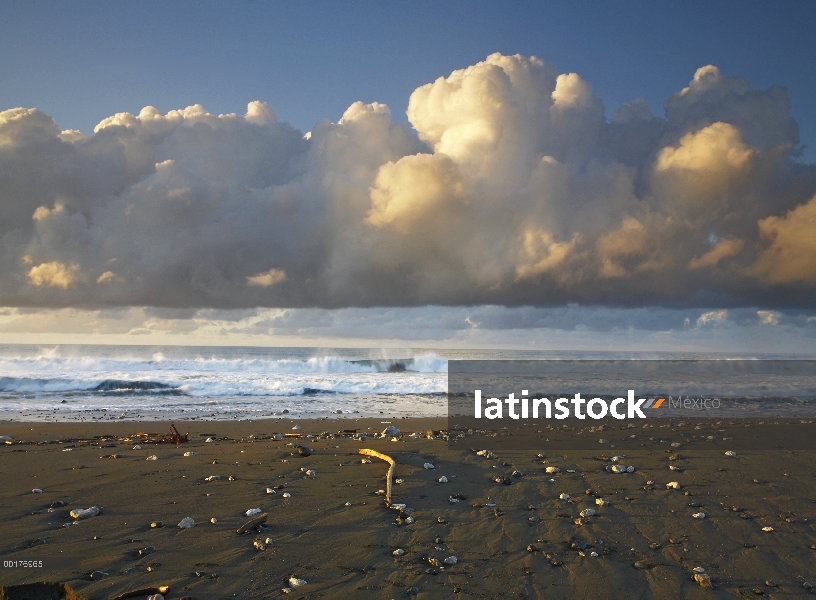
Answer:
[
  {"left": 266, "top": 487, "right": 276, "bottom": 494},
  {"left": 291, "top": 425, "right": 301, "bottom": 431},
  {"left": 724, "top": 451, "right": 737, "bottom": 457},
  {"left": 545, "top": 466, "right": 561, "bottom": 473},
  {"left": 667, "top": 482, "right": 681, "bottom": 490},
  {"left": 32, "top": 488, "right": 42, "bottom": 494},
  {"left": 133, "top": 445, "right": 142, "bottom": 450},
  {"left": 590, "top": 551, "right": 599, "bottom": 557},
  {"left": 559, "top": 493, "right": 570, "bottom": 500},
  {"left": 183, "top": 451, "right": 197, "bottom": 457},
  {"left": 424, "top": 463, "right": 435, "bottom": 469},
  {"left": 146, "top": 595, "right": 163, "bottom": 600},
  {"left": 361, "top": 458, "right": 372, "bottom": 464},
  {"left": 693, "top": 573, "right": 713, "bottom": 588},
  {"left": 254, "top": 540, "right": 265, "bottom": 550},
  {"left": 210, "top": 517, "right": 217, "bottom": 523},
  {"left": 693, "top": 567, "right": 705, "bottom": 573},
  {"left": 765, "top": 580, "right": 777, "bottom": 587},
  {"left": 70, "top": 506, "right": 100, "bottom": 520},
  {"left": 382, "top": 426, "right": 400, "bottom": 437},
  {"left": 595, "top": 498, "right": 609, "bottom": 506},
  {"left": 150, "top": 521, "right": 164, "bottom": 528},
  {"left": 761, "top": 526, "right": 774, "bottom": 532},
  {"left": 90, "top": 570, "right": 108, "bottom": 581},
  {"left": 205, "top": 475, "right": 221, "bottom": 481},
  {"left": 580, "top": 508, "right": 596, "bottom": 518},
  {"left": 205, "top": 438, "right": 214, "bottom": 443},
  {"left": 146, "top": 455, "right": 158, "bottom": 461},
  {"left": 599, "top": 439, "right": 609, "bottom": 444},
  {"left": 228, "top": 475, "right": 236, "bottom": 481},
  {"left": 177, "top": 517, "right": 195, "bottom": 529},
  {"left": 138, "top": 546, "right": 155, "bottom": 557},
  {"left": 449, "top": 497, "right": 460, "bottom": 503},
  {"left": 393, "top": 548, "right": 405, "bottom": 556},
  {"left": 438, "top": 476, "right": 448, "bottom": 483},
  {"left": 395, "top": 478, "right": 404, "bottom": 484},
  {"left": 282, "top": 492, "right": 291, "bottom": 498},
  {"left": 344, "top": 502, "right": 351, "bottom": 506},
  {"left": 246, "top": 508, "right": 262, "bottom": 517},
  {"left": 692, "top": 512, "right": 706, "bottom": 519},
  {"left": 289, "top": 577, "right": 307, "bottom": 588},
  {"left": 443, "top": 556, "right": 458, "bottom": 565}
]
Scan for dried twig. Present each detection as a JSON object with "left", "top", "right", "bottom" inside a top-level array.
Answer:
[
  {"left": 358, "top": 448, "right": 395, "bottom": 505},
  {"left": 236, "top": 512, "right": 268, "bottom": 534}
]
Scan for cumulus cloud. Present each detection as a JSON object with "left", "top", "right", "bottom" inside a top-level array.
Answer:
[{"left": 0, "top": 55, "right": 815, "bottom": 310}]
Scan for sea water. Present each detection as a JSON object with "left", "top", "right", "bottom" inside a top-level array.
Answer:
[{"left": 0, "top": 345, "right": 811, "bottom": 421}]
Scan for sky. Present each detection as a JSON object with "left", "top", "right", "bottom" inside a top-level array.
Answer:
[{"left": 1, "top": 0, "right": 815, "bottom": 351}]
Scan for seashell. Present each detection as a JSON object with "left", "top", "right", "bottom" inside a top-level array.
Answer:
[
  {"left": 559, "top": 493, "right": 570, "bottom": 500},
  {"left": 423, "top": 463, "right": 435, "bottom": 469},
  {"left": 246, "top": 508, "right": 262, "bottom": 517},
  {"left": 580, "top": 508, "right": 596, "bottom": 517},
  {"left": 184, "top": 451, "right": 197, "bottom": 457},
  {"left": 150, "top": 521, "right": 164, "bottom": 528},
  {"left": 70, "top": 506, "right": 100, "bottom": 520},
  {"left": 438, "top": 476, "right": 448, "bottom": 483},
  {"left": 667, "top": 481, "right": 681, "bottom": 489},
  {"left": 177, "top": 517, "right": 194, "bottom": 528}
]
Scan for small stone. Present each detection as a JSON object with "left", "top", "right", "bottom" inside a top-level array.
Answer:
[
  {"left": 210, "top": 517, "right": 217, "bottom": 523},
  {"left": 245, "top": 508, "right": 262, "bottom": 517},
  {"left": 32, "top": 488, "right": 42, "bottom": 494},
  {"left": 545, "top": 466, "right": 560, "bottom": 474},
  {"left": 590, "top": 551, "right": 599, "bottom": 557},
  {"left": 765, "top": 581, "right": 777, "bottom": 587},
  {"left": 228, "top": 475, "right": 236, "bottom": 481},
  {"left": 266, "top": 487, "right": 276, "bottom": 494},
  {"left": 580, "top": 508, "right": 596, "bottom": 518},
  {"left": 361, "top": 458, "right": 372, "bottom": 464},
  {"left": 802, "top": 582, "right": 813, "bottom": 590},
  {"left": 183, "top": 451, "right": 197, "bottom": 457},
  {"left": 595, "top": 498, "right": 609, "bottom": 506},
  {"left": 667, "top": 481, "right": 681, "bottom": 490},
  {"left": 527, "top": 544, "right": 538, "bottom": 552},
  {"left": 382, "top": 426, "right": 400, "bottom": 437},
  {"left": 90, "top": 570, "right": 108, "bottom": 581},
  {"left": 205, "top": 438, "right": 214, "bottom": 443},
  {"left": 693, "top": 567, "right": 705, "bottom": 573},
  {"left": 288, "top": 576, "right": 307, "bottom": 588},
  {"left": 204, "top": 475, "right": 221, "bottom": 481},
  {"left": 724, "top": 450, "right": 737, "bottom": 457},
  {"left": 692, "top": 512, "right": 706, "bottom": 519},
  {"left": 393, "top": 548, "right": 405, "bottom": 556},
  {"left": 559, "top": 493, "right": 570, "bottom": 500},
  {"left": 693, "top": 573, "right": 713, "bottom": 588},
  {"left": 291, "top": 425, "right": 301, "bottom": 430},
  {"left": 633, "top": 560, "right": 649, "bottom": 569},
  {"left": 344, "top": 502, "right": 351, "bottom": 506},
  {"left": 761, "top": 526, "right": 774, "bottom": 532},
  {"left": 70, "top": 506, "right": 100, "bottom": 520},
  {"left": 177, "top": 517, "right": 194, "bottom": 529},
  {"left": 254, "top": 540, "right": 265, "bottom": 550},
  {"left": 406, "top": 587, "right": 420, "bottom": 596},
  {"left": 438, "top": 476, "right": 448, "bottom": 483},
  {"left": 146, "top": 455, "right": 158, "bottom": 460},
  {"left": 138, "top": 546, "right": 155, "bottom": 557},
  {"left": 443, "top": 556, "right": 458, "bottom": 565},
  {"left": 282, "top": 492, "right": 292, "bottom": 498},
  {"left": 599, "top": 438, "right": 609, "bottom": 444},
  {"left": 423, "top": 463, "right": 435, "bottom": 469}
]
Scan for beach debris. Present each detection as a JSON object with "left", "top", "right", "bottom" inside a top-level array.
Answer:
[
  {"left": 109, "top": 587, "right": 170, "bottom": 600},
  {"left": 595, "top": 498, "right": 609, "bottom": 506},
  {"left": 761, "top": 526, "right": 774, "bottom": 532},
  {"left": 211, "top": 517, "right": 217, "bottom": 523},
  {"left": 545, "top": 466, "right": 560, "bottom": 474},
  {"left": 358, "top": 448, "right": 396, "bottom": 505},
  {"left": 90, "top": 570, "right": 109, "bottom": 581},
  {"left": 476, "top": 449, "right": 495, "bottom": 459},
  {"left": 177, "top": 517, "right": 195, "bottom": 529},
  {"left": 667, "top": 481, "right": 681, "bottom": 490},
  {"left": 361, "top": 458, "right": 372, "bottom": 464},
  {"left": 183, "top": 451, "right": 197, "bottom": 457},
  {"left": 204, "top": 475, "right": 221, "bottom": 481},
  {"left": 289, "top": 577, "right": 307, "bottom": 588},
  {"left": 246, "top": 508, "right": 262, "bottom": 517},
  {"left": 580, "top": 508, "right": 596, "bottom": 518},
  {"left": 150, "top": 521, "right": 164, "bottom": 528},
  {"left": 693, "top": 573, "right": 713, "bottom": 588},
  {"left": 236, "top": 512, "right": 268, "bottom": 534},
  {"left": 423, "top": 462, "right": 435, "bottom": 469},
  {"left": 438, "top": 476, "right": 448, "bottom": 483},
  {"left": 282, "top": 492, "right": 291, "bottom": 498},
  {"left": 724, "top": 450, "right": 737, "bottom": 457},
  {"left": 382, "top": 425, "right": 401, "bottom": 437},
  {"left": 31, "top": 488, "right": 42, "bottom": 494},
  {"left": 146, "top": 455, "right": 158, "bottom": 461},
  {"left": 70, "top": 506, "right": 100, "bottom": 520},
  {"left": 443, "top": 556, "right": 458, "bottom": 565},
  {"left": 254, "top": 540, "right": 266, "bottom": 550},
  {"left": 559, "top": 493, "right": 570, "bottom": 500},
  {"left": 393, "top": 548, "right": 405, "bottom": 556},
  {"left": 266, "top": 487, "right": 277, "bottom": 494},
  {"left": 692, "top": 512, "right": 706, "bottom": 519}
]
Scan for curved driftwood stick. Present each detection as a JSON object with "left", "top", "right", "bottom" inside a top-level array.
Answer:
[
  {"left": 109, "top": 585, "right": 169, "bottom": 600},
  {"left": 236, "top": 512, "right": 268, "bottom": 534},
  {"left": 358, "top": 448, "right": 395, "bottom": 505}
]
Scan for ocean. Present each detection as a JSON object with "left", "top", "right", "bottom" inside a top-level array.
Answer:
[{"left": 0, "top": 345, "right": 811, "bottom": 422}]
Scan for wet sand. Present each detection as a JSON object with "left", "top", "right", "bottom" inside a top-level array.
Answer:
[{"left": 1, "top": 418, "right": 815, "bottom": 599}]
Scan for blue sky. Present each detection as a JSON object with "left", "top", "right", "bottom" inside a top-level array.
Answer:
[
  {"left": 1, "top": 1, "right": 816, "bottom": 351},
  {"left": 2, "top": 0, "right": 815, "bottom": 159}
]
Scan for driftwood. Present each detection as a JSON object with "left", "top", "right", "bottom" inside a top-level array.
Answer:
[
  {"left": 109, "top": 585, "right": 169, "bottom": 600},
  {"left": 358, "top": 448, "right": 395, "bottom": 505},
  {"left": 236, "top": 512, "right": 268, "bottom": 534}
]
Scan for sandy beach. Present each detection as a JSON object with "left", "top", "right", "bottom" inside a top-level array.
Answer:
[{"left": 1, "top": 417, "right": 815, "bottom": 599}]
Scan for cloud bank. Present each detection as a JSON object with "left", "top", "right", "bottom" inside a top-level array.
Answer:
[{"left": 2, "top": 54, "right": 815, "bottom": 309}]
